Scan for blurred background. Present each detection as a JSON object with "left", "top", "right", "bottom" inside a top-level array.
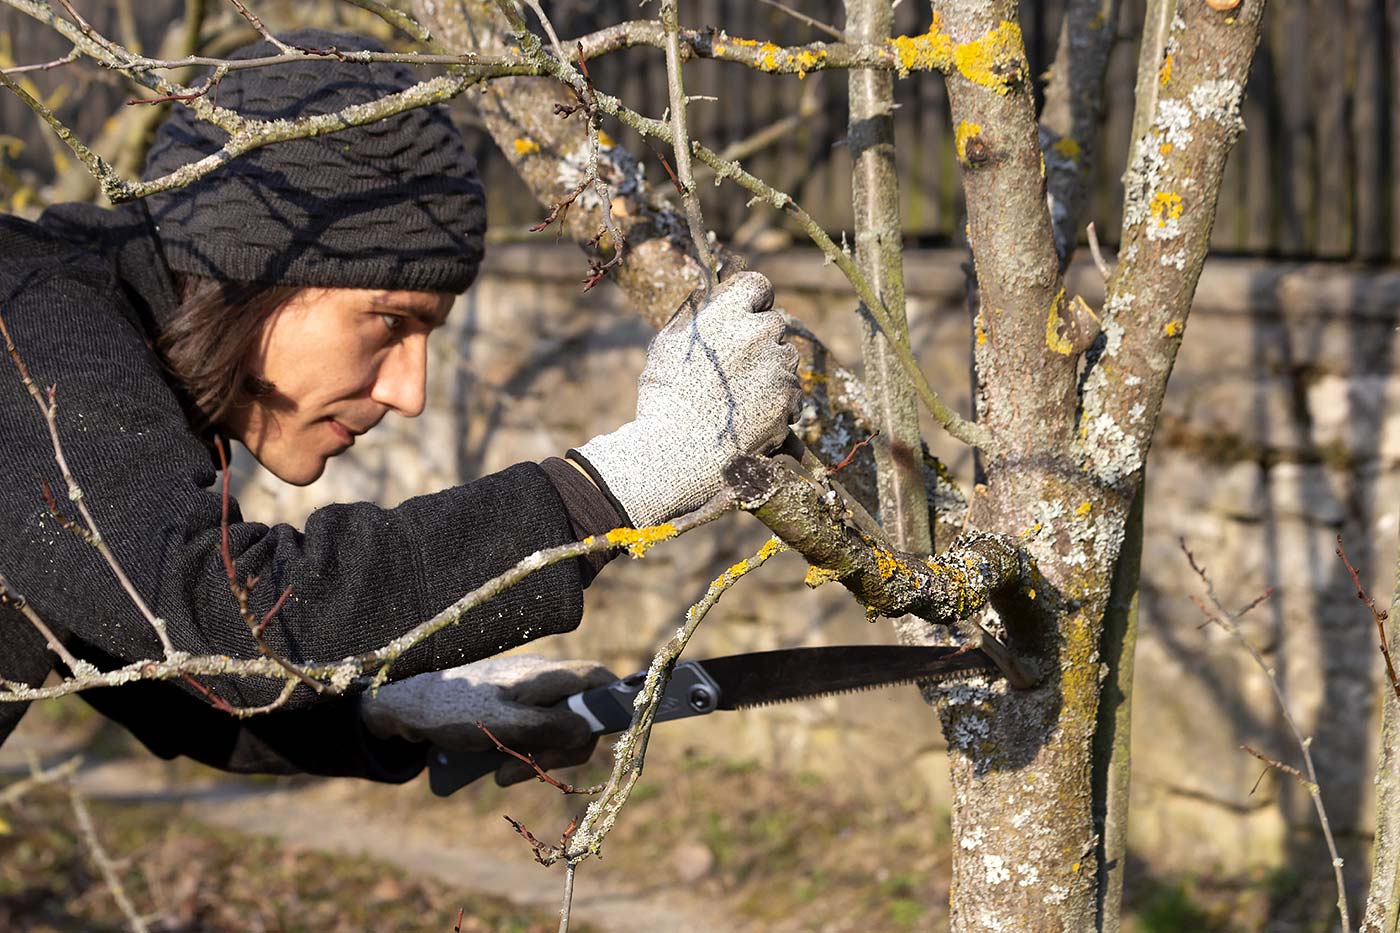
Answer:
[{"left": 3, "top": 1, "right": 1400, "bottom": 930}]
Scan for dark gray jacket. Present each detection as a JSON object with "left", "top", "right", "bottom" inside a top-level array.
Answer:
[{"left": 0, "top": 203, "right": 615, "bottom": 781}]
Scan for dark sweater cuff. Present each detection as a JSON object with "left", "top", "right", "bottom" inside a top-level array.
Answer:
[{"left": 540, "top": 457, "right": 628, "bottom": 586}]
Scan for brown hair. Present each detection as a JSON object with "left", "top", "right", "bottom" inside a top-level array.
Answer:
[{"left": 158, "top": 275, "right": 304, "bottom": 430}]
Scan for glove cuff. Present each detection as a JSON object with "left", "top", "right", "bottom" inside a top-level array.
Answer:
[
  {"left": 562, "top": 449, "right": 635, "bottom": 529},
  {"left": 574, "top": 421, "right": 721, "bottom": 528}
]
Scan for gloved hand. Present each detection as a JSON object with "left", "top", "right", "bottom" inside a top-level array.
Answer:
[
  {"left": 360, "top": 655, "right": 615, "bottom": 785},
  {"left": 575, "top": 271, "right": 801, "bottom": 527}
]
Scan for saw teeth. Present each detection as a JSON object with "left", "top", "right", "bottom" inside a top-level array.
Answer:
[{"left": 731, "top": 665, "right": 997, "bottom": 710}]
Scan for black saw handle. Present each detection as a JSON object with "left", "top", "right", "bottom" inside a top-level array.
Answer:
[{"left": 426, "top": 662, "right": 721, "bottom": 797}]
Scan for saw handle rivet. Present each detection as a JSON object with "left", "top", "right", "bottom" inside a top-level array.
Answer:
[{"left": 687, "top": 684, "right": 716, "bottom": 712}]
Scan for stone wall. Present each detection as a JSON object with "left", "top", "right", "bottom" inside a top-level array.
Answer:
[{"left": 231, "top": 244, "right": 1400, "bottom": 881}]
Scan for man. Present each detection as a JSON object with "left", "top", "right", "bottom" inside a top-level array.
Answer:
[{"left": 0, "top": 30, "right": 799, "bottom": 786}]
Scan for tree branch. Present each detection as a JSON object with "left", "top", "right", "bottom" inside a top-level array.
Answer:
[
  {"left": 659, "top": 0, "right": 717, "bottom": 285},
  {"left": 0, "top": 306, "right": 177, "bottom": 657},
  {"left": 1183, "top": 539, "right": 1348, "bottom": 933},
  {"left": 724, "top": 454, "right": 1030, "bottom": 686},
  {"left": 564, "top": 535, "right": 787, "bottom": 863},
  {"left": 1076, "top": 0, "right": 1266, "bottom": 489},
  {"left": 844, "top": 0, "right": 931, "bottom": 556}
]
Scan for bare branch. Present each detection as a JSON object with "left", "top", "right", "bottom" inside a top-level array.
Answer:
[
  {"left": 565, "top": 536, "right": 787, "bottom": 862},
  {"left": 1183, "top": 538, "right": 1349, "bottom": 933},
  {"left": 1, "top": 49, "right": 80, "bottom": 75},
  {"left": 0, "top": 754, "right": 81, "bottom": 806},
  {"left": 725, "top": 454, "right": 1030, "bottom": 686},
  {"left": 844, "top": 0, "right": 931, "bottom": 555},
  {"left": 659, "top": 0, "right": 717, "bottom": 286},
  {"left": 1086, "top": 222, "right": 1112, "bottom": 280},
  {"left": 68, "top": 781, "right": 149, "bottom": 932},
  {"left": 0, "top": 306, "right": 177, "bottom": 657},
  {"left": 475, "top": 721, "right": 602, "bottom": 795},
  {"left": 225, "top": 0, "right": 294, "bottom": 53},
  {"left": 1337, "top": 535, "right": 1400, "bottom": 701},
  {"left": 755, "top": 0, "right": 844, "bottom": 41}
]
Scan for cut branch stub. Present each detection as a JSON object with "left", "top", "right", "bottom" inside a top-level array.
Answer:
[{"left": 724, "top": 454, "right": 1020, "bottom": 627}]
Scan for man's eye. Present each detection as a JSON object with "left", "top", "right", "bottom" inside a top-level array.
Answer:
[{"left": 380, "top": 313, "right": 405, "bottom": 335}]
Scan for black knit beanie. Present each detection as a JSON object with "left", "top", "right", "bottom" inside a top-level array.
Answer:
[{"left": 142, "top": 29, "right": 485, "bottom": 294}]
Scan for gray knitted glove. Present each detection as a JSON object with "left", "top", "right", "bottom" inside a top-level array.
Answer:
[
  {"left": 359, "top": 655, "right": 615, "bottom": 752},
  {"left": 575, "top": 271, "right": 801, "bottom": 526}
]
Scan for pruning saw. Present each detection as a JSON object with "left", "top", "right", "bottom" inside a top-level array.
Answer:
[{"left": 427, "top": 644, "right": 1000, "bottom": 796}]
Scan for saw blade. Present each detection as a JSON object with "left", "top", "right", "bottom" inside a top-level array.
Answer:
[{"left": 694, "top": 644, "right": 1000, "bottom": 710}]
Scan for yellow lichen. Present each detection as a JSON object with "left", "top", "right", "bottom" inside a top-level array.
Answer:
[
  {"left": 1027, "top": 588, "right": 1036, "bottom": 600},
  {"left": 1075, "top": 501, "right": 1093, "bottom": 518},
  {"left": 873, "top": 547, "right": 900, "bottom": 580},
  {"left": 759, "top": 42, "right": 782, "bottom": 71},
  {"left": 886, "top": 15, "right": 955, "bottom": 78},
  {"left": 792, "top": 48, "right": 827, "bottom": 78},
  {"left": 952, "top": 21, "right": 1025, "bottom": 94},
  {"left": 1051, "top": 136, "right": 1081, "bottom": 163},
  {"left": 804, "top": 565, "right": 842, "bottom": 588},
  {"left": 1150, "top": 191, "right": 1184, "bottom": 226},
  {"left": 606, "top": 524, "right": 678, "bottom": 558},
  {"left": 955, "top": 120, "right": 982, "bottom": 163},
  {"left": 1159, "top": 52, "right": 1173, "bottom": 86},
  {"left": 596, "top": 130, "right": 615, "bottom": 148},
  {"left": 975, "top": 315, "right": 988, "bottom": 346},
  {"left": 512, "top": 137, "right": 541, "bottom": 156},
  {"left": 1164, "top": 319, "right": 1184, "bottom": 337},
  {"left": 1045, "top": 288, "right": 1074, "bottom": 355},
  {"left": 1159, "top": 142, "right": 1174, "bottom": 155}
]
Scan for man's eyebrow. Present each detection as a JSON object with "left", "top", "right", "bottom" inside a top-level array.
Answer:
[{"left": 370, "top": 294, "right": 451, "bottom": 326}]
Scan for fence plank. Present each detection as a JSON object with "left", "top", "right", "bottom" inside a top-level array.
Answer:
[
  {"left": 1312, "top": 0, "right": 1352, "bottom": 257},
  {"left": 1389, "top": 0, "right": 1400, "bottom": 261},
  {"left": 1274, "top": 1, "right": 1315, "bottom": 255},
  {"left": 1349, "top": 0, "right": 1387, "bottom": 260},
  {"left": 1242, "top": 39, "right": 1278, "bottom": 254}
]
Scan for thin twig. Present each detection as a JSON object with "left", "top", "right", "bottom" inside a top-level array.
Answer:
[
  {"left": 0, "top": 497, "right": 730, "bottom": 707},
  {"left": 1182, "top": 538, "right": 1349, "bottom": 933},
  {"left": 524, "top": 0, "right": 567, "bottom": 61},
  {"left": 1337, "top": 535, "right": 1400, "bottom": 701},
  {"left": 559, "top": 861, "right": 577, "bottom": 933},
  {"left": 0, "top": 754, "right": 81, "bottom": 806},
  {"left": 224, "top": 0, "right": 293, "bottom": 53},
  {"left": 564, "top": 537, "right": 787, "bottom": 862},
  {"left": 68, "top": 783, "right": 149, "bottom": 932},
  {"left": 831, "top": 431, "right": 879, "bottom": 474},
  {"left": 213, "top": 440, "right": 319, "bottom": 695},
  {"left": 756, "top": 0, "right": 845, "bottom": 40},
  {"left": 474, "top": 721, "right": 603, "bottom": 795},
  {"left": 1, "top": 49, "right": 80, "bottom": 74},
  {"left": 659, "top": 0, "right": 716, "bottom": 288},
  {"left": 1086, "top": 222, "right": 1112, "bottom": 280},
  {"left": 1242, "top": 744, "right": 1311, "bottom": 787},
  {"left": 0, "top": 306, "right": 177, "bottom": 657},
  {"left": 0, "top": 571, "right": 92, "bottom": 676}
]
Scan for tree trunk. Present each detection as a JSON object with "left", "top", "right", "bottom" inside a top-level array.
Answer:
[{"left": 1362, "top": 526, "right": 1400, "bottom": 931}]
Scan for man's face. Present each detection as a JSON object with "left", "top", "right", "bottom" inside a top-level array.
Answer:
[{"left": 223, "top": 288, "right": 454, "bottom": 485}]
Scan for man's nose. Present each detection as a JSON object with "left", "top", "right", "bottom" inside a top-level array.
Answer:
[{"left": 371, "top": 336, "right": 429, "bottom": 417}]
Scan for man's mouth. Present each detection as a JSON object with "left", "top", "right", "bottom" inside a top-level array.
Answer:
[{"left": 327, "top": 419, "right": 356, "bottom": 447}]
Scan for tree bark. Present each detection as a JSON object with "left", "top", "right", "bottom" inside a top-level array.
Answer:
[
  {"left": 1362, "top": 523, "right": 1400, "bottom": 931},
  {"left": 843, "top": 0, "right": 932, "bottom": 557}
]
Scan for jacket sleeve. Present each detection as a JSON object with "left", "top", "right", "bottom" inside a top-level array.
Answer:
[
  {"left": 78, "top": 669, "right": 428, "bottom": 782},
  {"left": 0, "top": 244, "right": 586, "bottom": 720}
]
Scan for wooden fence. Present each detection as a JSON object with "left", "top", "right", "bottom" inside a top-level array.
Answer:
[{"left": 4, "top": 0, "right": 1399, "bottom": 260}]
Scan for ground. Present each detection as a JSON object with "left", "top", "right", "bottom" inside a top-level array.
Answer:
[{"left": 0, "top": 696, "right": 1342, "bottom": 932}]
